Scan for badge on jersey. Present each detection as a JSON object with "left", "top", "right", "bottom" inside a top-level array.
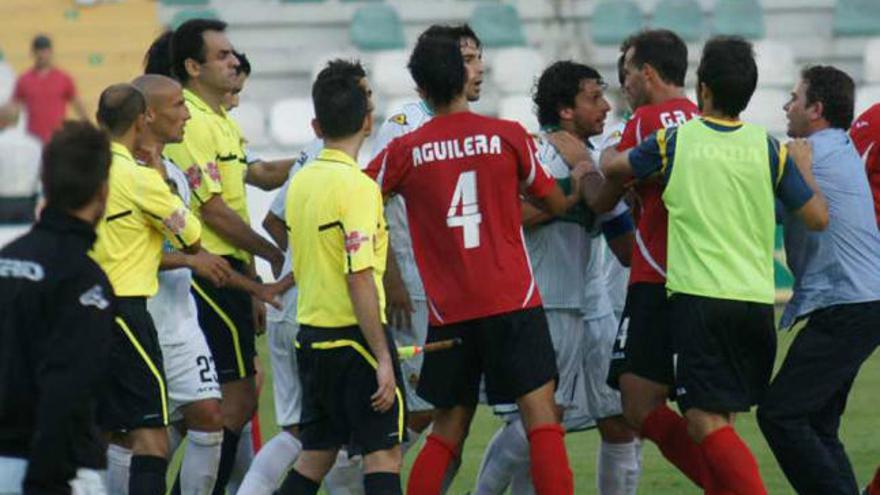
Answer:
[
  {"left": 389, "top": 113, "right": 408, "bottom": 126},
  {"left": 185, "top": 165, "right": 202, "bottom": 190},
  {"left": 163, "top": 209, "right": 189, "bottom": 236},
  {"left": 79, "top": 284, "right": 110, "bottom": 310},
  {"left": 344, "top": 231, "right": 370, "bottom": 254}
]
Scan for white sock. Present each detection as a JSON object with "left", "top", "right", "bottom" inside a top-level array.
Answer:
[
  {"left": 105, "top": 444, "right": 131, "bottom": 495},
  {"left": 324, "top": 450, "right": 364, "bottom": 495},
  {"left": 236, "top": 431, "right": 302, "bottom": 495},
  {"left": 597, "top": 440, "right": 642, "bottom": 495},
  {"left": 474, "top": 420, "right": 529, "bottom": 495},
  {"left": 227, "top": 421, "right": 254, "bottom": 494},
  {"left": 179, "top": 429, "right": 223, "bottom": 495},
  {"left": 167, "top": 425, "right": 184, "bottom": 456},
  {"left": 510, "top": 468, "right": 536, "bottom": 495},
  {"left": 626, "top": 440, "right": 643, "bottom": 494}
]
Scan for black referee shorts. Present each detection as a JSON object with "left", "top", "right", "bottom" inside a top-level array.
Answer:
[
  {"left": 671, "top": 293, "right": 776, "bottom": 414},
  {"left": 98, "top": 297, "right": 168, "bottom": 431},
  {"left": 191, "top": 256, "right": 256, "bottom": 384},
  {"left": 296, "top": 325, "right": 407, "bottom": 455},
  {"left": 418, "top": 306, "right": 558, "bottom": 408},
  {"left": 607, "top": 283, "right": 675, "bottom": 390}
]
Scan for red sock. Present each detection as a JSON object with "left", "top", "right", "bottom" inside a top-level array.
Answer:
[
  {"left": 641, "top": 404, "right": 712, "bottom": 488},
  {"left": 869, "top": 466, "right": 880, "bottom": 495},
  {"left": 527, "top": 423, "right": 573, "bottom": 495},
  {"left": 699, "top": 426, "right": 766, "bottom": 495},
  {"left": 406, "top": 434, "right": 457, "bottom": 495}
]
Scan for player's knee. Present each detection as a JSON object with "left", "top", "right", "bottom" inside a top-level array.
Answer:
[
  {"left": 407, "top": 410, "right": 434, "bottom": 433},
  {"left": 184, "top": 399, "right": 224, "bottom": 432},
  {"left": 130, "top": 427, "right": 170, "bottom": 458},
  {"left": 597, "top": 416, "right": 636, "bottom": 443},
  {"left": 363, "top": 446, "right": 402, "bottom": 474},
  {"left": 684, "top": 408, "right": 730, "bottom": 443}
]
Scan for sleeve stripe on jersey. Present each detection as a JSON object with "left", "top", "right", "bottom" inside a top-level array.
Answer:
[
  {"left": 776, "top": 140, "right": 788, "bottom": 189},
  {"left": 318, "top": 220, "right": 343, "bottom": 232},
  {"left": 106, "top": 210, "right": 132, "bottom": 222},
  {"left": 658, "top": 129, "right": 670, "bottom": 176},
  {"left": 525, "top": 137, "right": 538, "bottom": 187}
]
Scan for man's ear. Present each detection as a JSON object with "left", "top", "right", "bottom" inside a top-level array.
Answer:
[
  {"left": 184, "top": 57, "right": 201, "bottom": 80},
  {"left": 808, "top": 100, "right": 825, "bottom": 123},
  {"left": 311, "top": 118, "right": 324, "bottom": 139},
  {"left": 558, "top": 105, "right": 575, "bottom": 123}
]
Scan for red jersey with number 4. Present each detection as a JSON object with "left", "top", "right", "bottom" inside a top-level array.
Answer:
[
  {"left": 617, "top": 97, "right": 700, "bottom": 285},
  {"left": 366, "top": 111, "right": 556, "bottom": 325},
  {"left": 850, "top": 104, "right": 880, "bottom": 225}
]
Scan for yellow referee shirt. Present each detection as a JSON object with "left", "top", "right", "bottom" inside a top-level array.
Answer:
[
  {"left": 91, "top": 142, "right": 201, "bottom": 297},
  {"left": 287, "top": 148, "right": 388, "bottom": 327},
  {"left": 163, "top": 88, "right": 250, "bottom": 262}
]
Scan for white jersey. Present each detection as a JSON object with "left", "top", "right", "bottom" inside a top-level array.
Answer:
[
  {"left": 148, "top": 160, "right": 199, "bottom": 345},
  {"left": 596, "top": 122, "right": 630, "bottom": 317},
  {"left": 266, "top": 140, "right": 324, "bottom": 324},
  {"left": 370, "top": 101, "right": 434, "bottom": 301}
]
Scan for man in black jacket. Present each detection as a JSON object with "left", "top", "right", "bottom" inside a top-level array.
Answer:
[{"left": 0, "top": 121, "right": 115, "bottom": 494}]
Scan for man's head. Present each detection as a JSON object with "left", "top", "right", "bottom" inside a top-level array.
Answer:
[
  {"left": 172, "top": 19, "right": 239, "bottom": 93},
  {"left": 785, "top": 65, "right": 855, "bottom": 137},
  {"left": 620, "top": 29, "right": 688, "bottom": 109},
  {"left": 409, "top": 37, "right": 466, "bottom": 109},
  {"left": 696, "top": 36, "right": 757, "bottom": 118},
  {"left": 312, "top": 60, "right": 372, "bottom": 141},
  {"left": 144, "top": 30, "right": 174, "bottom": 77},
  {"left": 31, "top": 35, "right": 53, "bottom": 69},
  {"left": 418, "top": 24, "right": 483, "bottom": 102},
  {"left": 132, "top": 74, "right": 190, "bottom": 144},
  {"left": 96, "top": 83, "right": 147, "bottom": 138},
  {"left": 223, "top": 50, "right": 251, "bottom": 111},
  {"left": 534, "top": 61, "right": 610, "bottom": 138},
  {"left": 41, "top": 121, "right": 111, "bottom": 223}
]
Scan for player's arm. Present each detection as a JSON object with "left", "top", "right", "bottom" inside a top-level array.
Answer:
[
  {"left": 348, "top": 268, "right": 396, "bottom": 412},
  {"left": 245, "top": 158, "right": 296, "bottom": 191},
  {"left": 200, "top": 194, "right": 284, "bottom": 273},
  {"left": 225, "top": 267, "right": 291, "bottom": 310},
  {"left": 160, "top": 249, "right": 233, "bottom": 288},
  {"left": 263, "top": 178, "right": 292, "bottom": 251},
  {"left": 138, "top": 168, "right": 202, "bottom": 255},
  {"left": 599, "top": 205, "right": 635, "bottom": 267},
  {"left": 779, "top": 139, "right": 829, "bottom": 231},
  {"left": 384, "top": 248, "right": 413, "bottom": 330}
]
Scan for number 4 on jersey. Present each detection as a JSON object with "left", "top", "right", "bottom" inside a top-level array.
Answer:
[{"left": 447, "top": 170, "right": 482, "bottom": 249}]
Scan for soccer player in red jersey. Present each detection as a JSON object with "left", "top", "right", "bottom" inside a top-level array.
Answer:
[
  {"left": 365, "top": 37, "right": 572, "bottom": 495},
  {"left": 850, "top": 103, "right": 880, "bottom": 225}
]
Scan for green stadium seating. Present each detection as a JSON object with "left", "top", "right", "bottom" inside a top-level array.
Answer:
[
  {"left": 589, "top": 0, "right": 643, "bottom": 46},
  {"left": 469, "top": 4, "right": 527, "bottom": 48},
  {"left": 280, "top": 0, "right": 325, "bottom": 3},
  {"left": 170, "top": 8, "right": 220, "bottom": 29},
  {"left": 160, "top": 0, "right": 210, "bottom": 5},
  {"left": 833, "top": 0, "right": 880, "bottom": 37},
  {"left": 350, "top": 5, "right": 406, "bottom": 51},
  {"left": 712, "top": 0, "right": 765, "bottom": 39},
  {"left": 340, "top": 0, "right": 383, "bottom": 2},
  {"left": 652, "top": 0, "right": 704, "bottom": 42}
]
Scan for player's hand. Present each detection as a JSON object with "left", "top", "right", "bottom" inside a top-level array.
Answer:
[
  {"left": 787, "top": 139, "right": 814, "bottom": 172},
  {"left": 385, "top": 279, "right": 414, "bottom": 331},
  {"left": 269, "top": 251, "right": 284, "bottom": 279},
  {"left": 252, "top": 278, "right": 292, "bottom": 310},
  {"left": 371, "top": 357, "right": 397, "bottom": 413},
  {"left": 187, "top": 251, "right": 233, "bottom": 287},
  {"left": 548, "top": 130, "right": 592, "bottom": 170},
  {"left": 252, "top": 296, "right": 267, "bottom": 335}
]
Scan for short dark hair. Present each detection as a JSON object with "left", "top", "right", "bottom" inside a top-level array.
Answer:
[
  {"left": 418, "top": 23, "right": 482, "bottom": 48},
  {"left": 32, "top": 34, "right": 51, "bottom": 51},
  {"left": 234, "top": 50, "right": 251, "bottom": 77},
  {"left": 622, "top": 29, "right": 688, "bottom": 86},
  {"left": 316, "top": 59, "right": 366, "bottom": 84},
  {"left": 697, "top": 36, "right": 757, "bottom": 117},
  {"left": 409, "top": 37, "right": 465, "bottom": 107},
  {"left": 144, "top": 30, "right": 174, "bottom": 77},
  {"left": 534, "top": 61, "right": 604, "bottom": 128},
  {"left": 801, "top": 65, "right": 855, "bottom": 131},
  {"left": 96, "top": 83, "right": 146, "bottom": 136},
  {"left": 41, "top": 122, "right": 111, "bottom": 212},
  {"left": 312, "top": 73, "right": 367, "bottom": 139},
  {"left": 617, "top": 52, "right": 626, "bottom": 87},
  {"left": 171, "top": 18, "right": 228, "bottom": 83}
]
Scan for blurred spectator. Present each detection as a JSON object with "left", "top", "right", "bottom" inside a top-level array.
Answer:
[
  {"left": 4, "top": 35, "right": 88, "bottom": 144},
  {"left": 0, "top": 127, "right": 41, "bottom": 223}
]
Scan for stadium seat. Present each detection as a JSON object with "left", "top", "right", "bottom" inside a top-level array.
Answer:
[
  {"left": 754, "top": 40, "right": 797, "bottom": 88},
  {"left": 741, "top": 88, "right": 789, "bottom": 136},
  {"left": 470, "top": 4, "right": 527, "bottom": 48},
  {"left": 350, "top": 5, "right": 406, "bottom": 51},
  {"left": 490, "top": 47, "right": 545, "bottom": 95},
  {"left": 372, "top": 50, "right": 414, "bottom": 98},
  {"left": 863, "top": 38, "right": 880, "bottom": 84},
  {"left": 230, "top": 103, "right": 269, "bottom": 148},
  {"left": 160, "top": 0, "right": 209, "bottom": 5},
  {"left": 270, "top": 98, "right": 315, "bottom": 147},
  {"left": 833, "top": 0, "right": 880, "bottom": 37},
  {"left": 498, "top": 95, "right": 539, "bottom": 134},
  {"left": 0, "top": 61, "right": 15, "bottom": 103},
  {"left": 856, "top": 85, "right": 880, "bottom": 117},
  {"left": 712, "top": 0, "right": 765, "bottom": 39},
  {"left": 651, "top": 0, "right": 704, "bottom": 42},
  {"left": 589, "top": 0, "right": 643, "bottom": 46},
  {"left": 170, "top": 8, "right": 220, "bottom": 29}
]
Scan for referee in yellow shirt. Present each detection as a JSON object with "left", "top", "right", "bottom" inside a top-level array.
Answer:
[
  {"left": 91, "top": 84, "right": 202, "bottom": 494},
  {"left": 275, "top": 63, "right": 405, "bottom": 495}
]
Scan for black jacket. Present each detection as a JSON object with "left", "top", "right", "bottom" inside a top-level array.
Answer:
[{"left": 0, "top": 208, "right": 115, "bottom": 494}]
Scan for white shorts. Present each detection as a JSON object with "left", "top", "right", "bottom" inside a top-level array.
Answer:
[
  {"left": 494, "top": 308, "right": 587, "bottom": 419},
  {"left": 268, "top": 318, "right": 302, "bottom": 427},
  {"left": 0, "top": 457, "right": 106, "bottom": 494},
  {"left": 159, "top": 316, "right": 222, "bottom": 422},
  {"left": 579, "top": 313, "right": 623, "bottom": 421},
  {"left": 389, "top": 299, "right": 434, "bottom": 413}
]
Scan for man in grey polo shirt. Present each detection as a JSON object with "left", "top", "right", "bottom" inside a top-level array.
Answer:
[{"left": 758, "top": 65, "right": 880, "bottom": 495}]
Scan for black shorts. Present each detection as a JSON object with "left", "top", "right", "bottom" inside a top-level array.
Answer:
[
  {"left": 607, "top": 283, "right": 675, "bottom": 390},
  {"left": 671, "top": 293, "right": 776, "bottom": 413},
  {"left": 191, "top": 256, "right": 256, "bottom": 383},
  {"left": 418, "top": 306, "right": 558, "bottom": 408},
  {"left": 296, "top": 325, "right": 407, "bottom": 455},
  {"left": 98, "top": 297, "right": 168, "bottom": 431}
]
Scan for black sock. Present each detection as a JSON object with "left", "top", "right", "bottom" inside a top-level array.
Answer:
[
  {"left": 277, "top": 468, "right": 320, "bottom": 495},
  {"left": 210, "top": 427, "right": 241, "bottom": 495},
  {"left": 129, "top": 455, "right": 167, "bottom": 495},
  {"left": 364, "top": 472, "right": 402, "bottom": 495}
]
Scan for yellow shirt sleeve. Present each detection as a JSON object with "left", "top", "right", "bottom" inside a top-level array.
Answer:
[
  {"left": 339, "top": 179, "right": 383, "bottom": 274},
  {"left": 163, "top": 118, "right": 224, "bottom": 205},
  {"left": 135, "top": 167, "right": 202, "bottom": 249}
]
